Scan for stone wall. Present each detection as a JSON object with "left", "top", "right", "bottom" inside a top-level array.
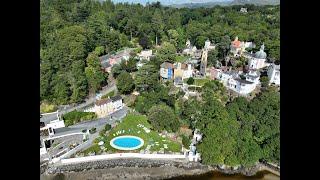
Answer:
[{"left": 46, "top": 158, "right": 206, "bottom": 174}]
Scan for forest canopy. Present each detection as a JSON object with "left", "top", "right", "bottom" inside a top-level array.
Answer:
[{"left": 41, "top": 0, "right": 280, "bottom": 105}]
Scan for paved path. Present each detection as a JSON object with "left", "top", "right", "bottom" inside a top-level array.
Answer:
[
  {"left": 58, "top": 153, "right": 187, "bottom": 165},
  {"left": 50, "top": 106, "right": 128, "bottom": 138}
]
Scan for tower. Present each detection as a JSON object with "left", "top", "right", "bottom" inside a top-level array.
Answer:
[{"left": 200, "top": 49, "right": 208, "bottom": 76}]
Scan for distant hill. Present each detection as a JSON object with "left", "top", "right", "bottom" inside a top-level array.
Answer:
[{"left": 170, "top": 0, "right": 280, "bottom": 8}]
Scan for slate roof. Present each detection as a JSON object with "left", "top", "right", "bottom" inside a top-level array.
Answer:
[
  {"left": 95, "top": 98, "right": 112, "bottom": 106},
  {"left": 110, "top": 95, "right": 122, "bottom": 102},
  {"left": 160, "top": 62, "right": 174, "bottom": 69},
  {"left": 235, "top": 78, "right": 254, "bottom": 84}
]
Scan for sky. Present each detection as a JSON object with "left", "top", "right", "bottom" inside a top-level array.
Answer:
[{"left": 111, "top": 0, "right": 232, "bottom": 6}]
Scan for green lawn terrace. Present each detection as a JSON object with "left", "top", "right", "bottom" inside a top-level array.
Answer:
[
  {"left": 184, "top": 78, "right": 211, "bottom": 87},
  {"left": 81, "top": 114, "right": 182, "bottom": 156}
]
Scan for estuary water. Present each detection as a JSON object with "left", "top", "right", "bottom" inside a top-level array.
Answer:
[{"left": 168, "top": 170, "right": 280, "bottom": 180}]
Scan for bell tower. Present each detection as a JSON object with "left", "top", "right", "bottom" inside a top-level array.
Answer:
[{"left": 200, "top": 49, "right": 208, "bottom": 76}]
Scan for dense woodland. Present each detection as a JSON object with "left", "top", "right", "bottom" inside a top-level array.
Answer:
[
  {"left": 41, "top": 0, "right": 279, "bottom": 105},
  {"left": 41, "top": 0, "right": 280, "bottom": 167}
]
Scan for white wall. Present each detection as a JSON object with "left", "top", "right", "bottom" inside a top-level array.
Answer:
[
  {"left": 60, "top": 153, "right": 186, "bottom": 164},
  {"left": 47, "top": 120, "right": 65, "bottom": 130},
  {"left": 113, "top": 100, "right": 123, "bottom": 110},
  {"left": 160, "top": 68, "right": 168, "bottom": 79},
  {"left": 40, "top": 147, "right": 47, "bottom": 155},
  {"left": 268, "top": 65, "right": 280, "bottom": 85},
  {"left": 248, "top": 57, "right": 267, "bottom": 70}
]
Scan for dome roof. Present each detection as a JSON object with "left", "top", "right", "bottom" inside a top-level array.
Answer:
[
  {"left": 255, "top": 44, "right": 267, "bottom": 59},
  {"left": 255, "top": 50, "right": 267, "bottom": 59}
]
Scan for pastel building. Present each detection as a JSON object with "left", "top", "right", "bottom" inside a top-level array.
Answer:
[
  {"left": 160, "top": 62, "right": 174, "bottom": 81},
  {"left": 173, "top": 63, "right": 193, "bottom": 85},
  {"left": 84, "top": 95, "right": 124, "bottom": 118},
  {"left": 268, "top": 63, "right": 280, "bottom": 86},
  {"left": 230, "top": 36, "right": 255, "bottom": 57}
]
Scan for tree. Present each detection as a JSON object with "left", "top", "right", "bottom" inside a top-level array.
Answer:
[
  {"left": 156, "top": 41, "right": 177, "bottom": 63},
  {"left": 260, "top": 76, "right": 269, "bottom": 88},
  {"left": 104, "top": 124, "right": 112, "bottom": 131},
  {"left": 116, "top": 71, "right": 135, "bottom": 94},
  {"left": 69, "top": 60, "right": 88, "bottom": 103},
  {"left": 207, "top": 49, "right": 219, "bottom": 67},
  {"left": 111, "top": 64, "right": 123, "bottom": 79},
  {"left": 151, "top": 9, "right": 164, "bottom": 45},
  {"left": 202, "top": 80, "right": 228, "bottom": 105},
  {"left": 167, "top": 29, "right": 179, "bottom": 47},
  {"left": 139, "top": 35, "right": 152, "bottom": 49},
  {"left": 216, "top": 35, "right": 231, "bottom": 60},
  {"left": 85, "top": 52, "right": 108, "bottom": 93},
  {"left": 135, "top": 64, "right": 159, "bottom": 92},
  {"left": 180, "top": 98, "right": 201, "bottom": 128},
  {"left": 120, "top": 58, "right": 137, "bottom": 73},
  {"left": 94, "top": 46, "right": 105, "bottom": 56},
  {"left": 148, "top": 104, "right": 180, "bottom": 132},
  {"left": 186, "top": 77, "right": 194, "bottom": 85}
]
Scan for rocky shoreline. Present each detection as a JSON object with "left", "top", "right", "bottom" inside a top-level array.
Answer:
[{"left": 41, "top": 158, "right": 279, "bottom": 179}]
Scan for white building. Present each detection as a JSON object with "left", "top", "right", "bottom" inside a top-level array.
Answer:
[
  {"left": 245, "top": 70, "right": 260, "bottom": 85},
  {"left": 46, "top": 119, "right": 65, "bottom": 130},
  {"left": 204, "top": 39, "right": 215, "bottom": 50},
  {"left": 240, "top": 8, "right": 248, "bottom": 13},
  {"left": 215, "top": 69, "right": 258, "bottom": 95},
  {"left": 138, "top": 50, "right": 153, "bottom": 61},
  {"left": 268, "top": 63, "right": 280, "bottom": 85},
  {"left": 183, "top": 39, "right": 198, "bottom": 57},
  {"left": 216, "top": 70, "right": 239, "bottom": 86},
  {"left": 246, "top": 44, "right": 269, "bottom": 70}
]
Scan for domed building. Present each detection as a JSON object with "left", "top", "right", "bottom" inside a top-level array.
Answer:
[{"left": 246, "top": 44, "right": 269, "bottom": 70}]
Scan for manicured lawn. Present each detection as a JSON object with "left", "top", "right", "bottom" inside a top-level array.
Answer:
[
  {"left": 183, "top": 78, "right": 210, "bottom": 87},
  {"left": 194, "top": 78, "right": 210, "bottom": 86},
  {"left": 175, "top": 55, "right": 188, "bottom": 63},
  {"left": 84, "top": 114, "right": 182, "bottom": 155},
  {"left": 101, "top": 90, "right": 115, "bottom": 99}
]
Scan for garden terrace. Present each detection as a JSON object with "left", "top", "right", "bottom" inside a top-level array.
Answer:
[{"left": 81, "top": 114, "right": 182, "bottom": 156}]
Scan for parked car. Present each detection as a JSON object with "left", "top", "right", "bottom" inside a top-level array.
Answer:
[{"left": 40, "top": 121, "right": 45, "bottom": 128}]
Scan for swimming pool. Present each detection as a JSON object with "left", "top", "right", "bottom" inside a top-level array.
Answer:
[{"left": 110, "top": 135, "right": 144, "bottom": 150}]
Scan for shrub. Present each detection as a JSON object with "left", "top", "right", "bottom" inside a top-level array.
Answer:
[
  {"left": 62, "top": 110, "right": 97, "bottom": 126},
  {"left": 260, "top": 76, "right": 269, "bottom": 87},
  {"left": 187, "top": 77, "right": 194, "bottom": 85},
  {"left": 99, "top": 130, "right": 105, "bottom": 136},
  {"left": 182, "top": 135, "right": 191, "bottom": 148},
  {"left": 40, "top": 102, "right": 57, "bottom": 113},
  {"left": 105, "top": 124, "right": 112, "bottom": 131}
]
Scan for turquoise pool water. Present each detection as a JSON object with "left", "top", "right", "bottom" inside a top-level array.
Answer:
[{"left": 110, "top": 136, "right": 144, "bottom": 150}]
